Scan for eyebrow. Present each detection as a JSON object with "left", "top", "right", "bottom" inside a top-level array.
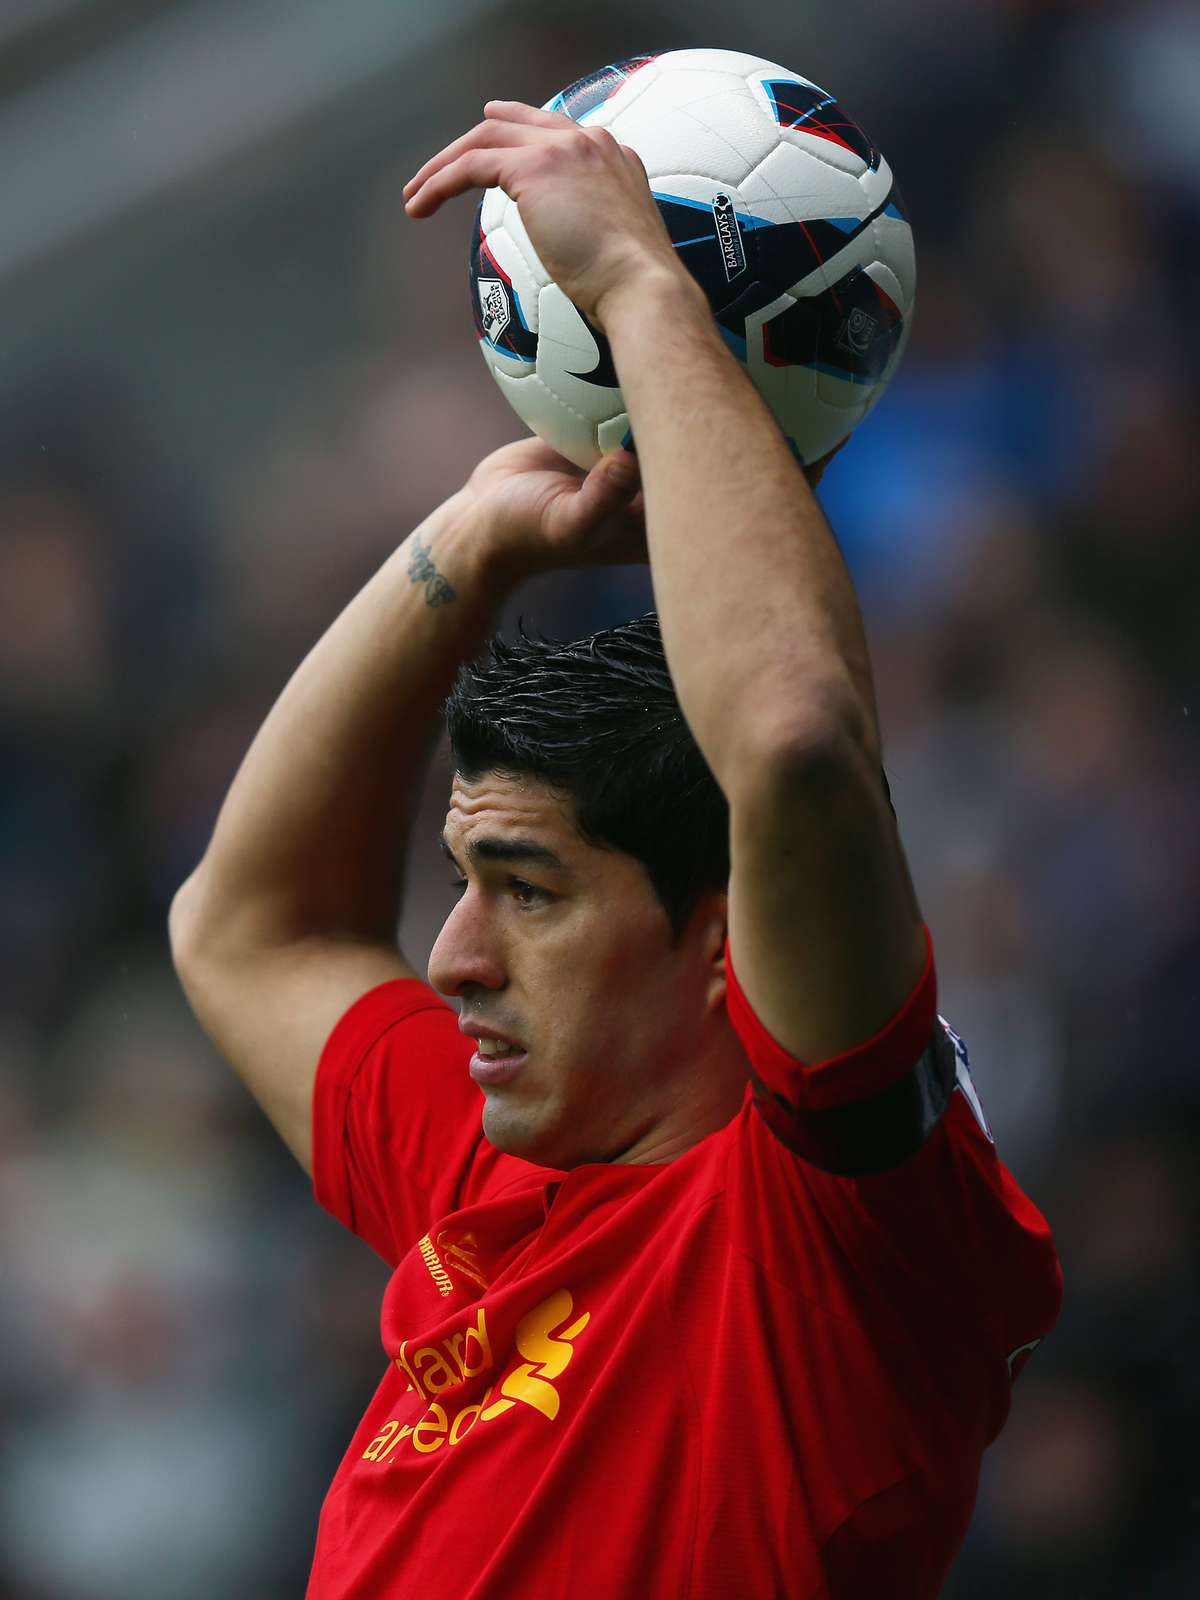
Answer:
[{"left": 439, "top": 833, "right": 569, "bottom": 872}]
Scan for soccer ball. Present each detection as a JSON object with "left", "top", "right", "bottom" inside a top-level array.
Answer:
[{"left": 469, "top": 48, "right": 915, "bottom": 470}]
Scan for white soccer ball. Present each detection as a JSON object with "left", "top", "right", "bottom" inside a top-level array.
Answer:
[{"left": 469, "top": 48, "right": 916, "bottom": 470}]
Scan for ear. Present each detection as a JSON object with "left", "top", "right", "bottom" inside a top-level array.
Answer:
[{"left": 701, "top": 891, "right": 729, "bottom": 1015}]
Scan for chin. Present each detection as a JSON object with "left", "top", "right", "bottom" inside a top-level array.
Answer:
[{"left": 481, "top": 1100, "right": 560, "bottom": 1166}]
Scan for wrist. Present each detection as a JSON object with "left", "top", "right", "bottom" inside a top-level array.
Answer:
[
  {"left": 423, "top": 488, "right": 527, "bottom": 598},
  {"left": 597, "top": 264, "right": 711, "bottom": 346}
]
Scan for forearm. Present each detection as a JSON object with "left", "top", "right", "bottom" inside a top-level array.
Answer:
[
  {"left": 176, "top": 491, "right": 502, "bottom": 953},
  {"left": 604, "top": 272, "right": 881, "bottom": 783}
]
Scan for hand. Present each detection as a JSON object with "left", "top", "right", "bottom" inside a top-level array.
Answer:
[
  {"left": 463, "top": 437, "right": 647, "bottom": 583},
  {"left": 403, "top": 101, "right": 689, "bottom": 327}
]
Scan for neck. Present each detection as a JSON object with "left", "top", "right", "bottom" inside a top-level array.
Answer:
[{"left": 614, "top": 1025, "right": 747, "bottom": 1165}]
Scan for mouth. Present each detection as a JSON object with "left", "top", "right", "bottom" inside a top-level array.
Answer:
[
  {"left": 468, "top": 1046, "right": 529, "bottom": 1087},
  {"left": 460, "top": 1018, "right": 528, "bottom": 1086}
]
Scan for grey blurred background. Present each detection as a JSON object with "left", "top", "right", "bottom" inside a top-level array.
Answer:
[{"left": 1, "top": 0, "right": 1197, "bottom": 1594}]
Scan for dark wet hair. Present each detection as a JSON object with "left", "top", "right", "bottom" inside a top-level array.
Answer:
[{"left": 444, "top": 613, "right": 728, "bottom": 941}]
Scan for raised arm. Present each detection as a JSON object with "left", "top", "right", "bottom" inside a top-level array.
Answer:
[
  {"left": 405, "top": 102, "right": 924, "bottom": 1067},
  {"left": 170, "top": 443, "right": 647, "bottom": 1172},
  {"left": 602, "top": 274, "right": 925, "bottom": 1064}
]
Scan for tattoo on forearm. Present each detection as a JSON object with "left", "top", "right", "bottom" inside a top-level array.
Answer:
[{"left": 407, "top": 536, "right": 457, "bottom": 608}]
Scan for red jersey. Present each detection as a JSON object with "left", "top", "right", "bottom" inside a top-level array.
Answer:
[{"left": 306, "top": 936, "right": 1060, "bottom": 1598}]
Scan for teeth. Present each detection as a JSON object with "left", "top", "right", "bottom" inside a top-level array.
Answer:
[{"left": 477, "top": 1038, "right": 521, "bottom": 1057}]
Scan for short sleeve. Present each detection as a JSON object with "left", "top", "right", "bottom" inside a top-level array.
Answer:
[
  {"left": 312, "top": 978, "right": 525, "bottom": 1266},
  {"left": 724, "top": 926, "right": 950, "bottom": 1175},
  {"left": 724, "top": 932, "right": 1062, "bottom": 1427}
]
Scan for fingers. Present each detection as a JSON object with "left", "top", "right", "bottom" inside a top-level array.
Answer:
[
  {"left": 404, "top": 150, "right": 503, "bottom": 217},
  {"left": 404, "top": 118, "right": 549, "bottom": 214},
  {"left": 403, "top": 101, "right": 576, "bottom": 214},
  {"left": 483, "top": 100, "right": 571, "bottom": 128}
]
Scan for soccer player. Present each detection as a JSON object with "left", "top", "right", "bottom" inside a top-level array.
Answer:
[{"left": 170, "top": 104, "right": 1061, "bottom": 1597}]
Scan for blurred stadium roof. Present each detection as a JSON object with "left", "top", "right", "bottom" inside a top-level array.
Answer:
[{"left": 0, "top": 0, "right": 511, "bottom": 287}]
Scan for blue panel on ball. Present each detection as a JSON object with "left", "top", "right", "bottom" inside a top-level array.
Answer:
[
  {"left": 652, "top": 193, "right": 777, "bottom": 319},
  {"left": 655, "top": 187, "right": 899, "bottom": 302},
  {"left": 760, "top": 266, "right": 904, "bottom": 386},
  {"left": 651, "top": 184, "right": 906, "bottom": 367},
  {"left": 548, "top": 55, "right": 661, "bottom": 124},
  {"left": 750, "top": 211, "right": 874, "bottom": 289},
  {"left": 761, "top": 79, "right": 880, "bottom": 172},
  {"left": 718, "top": 326, "right": 748, "bottom": 360}
]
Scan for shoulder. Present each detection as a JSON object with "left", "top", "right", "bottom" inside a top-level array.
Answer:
[
  {"left": 313, "top": 977, "right": 533, "bottom": 1258},
  {"left": 318, "top": 975, "right": 467, "bottom": 1092}
]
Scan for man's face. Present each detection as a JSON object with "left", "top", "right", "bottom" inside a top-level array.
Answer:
[{"left": 427, "top": 770, "right": 733, "bottom": 1168}]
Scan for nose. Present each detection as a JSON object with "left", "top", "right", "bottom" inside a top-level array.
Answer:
[{"left": 427, "top": 887, "right": 507, "bottom": 999}]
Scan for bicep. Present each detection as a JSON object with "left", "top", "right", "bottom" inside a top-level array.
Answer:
[
  {"left": 171, "top": 918, "right": 419, "bottom": 1176},
  {"left": 727, "top": 743, "right": 925, "bottom": 1066}
]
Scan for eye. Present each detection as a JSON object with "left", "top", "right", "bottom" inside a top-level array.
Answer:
[
  {"left": 448, "top": 877, "right": 468, "bottom": 896},
  {"left": 509, "top": 878, "right": 553, "bottom": 908}
]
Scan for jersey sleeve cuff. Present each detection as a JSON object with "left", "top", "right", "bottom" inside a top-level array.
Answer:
[{"left": 723, "top": 926, "right": 937, "bottom": 1114}]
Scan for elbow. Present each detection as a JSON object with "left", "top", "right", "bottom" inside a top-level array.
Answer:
[
  {"left": 748, "top": 678, "right": 876, "bottom": 777},
  {"left": 168, "top": 872, "right": 202, "bottom": 978},
  {"left": 734, "top": 682, "right": 880, "bottom": 795},
  {"left": 168, "top": 867, "right": 220, "bottom": 983}
]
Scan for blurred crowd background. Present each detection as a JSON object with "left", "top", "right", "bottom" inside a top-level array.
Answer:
[{"left": 1, "top": 0, "right": 1197, "bottom": 1593}]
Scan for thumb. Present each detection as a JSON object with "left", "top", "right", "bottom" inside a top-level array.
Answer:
[
  {"left": 563, "top": 449, "right": 640, "bottom": 532},
  {"left": 546, "top": 448, "right": 643, "bottom": 555},
  {"left": 601, "top": 444, "right": 640, "bottom": 480},
  {"left": 601, "top": 448, "right": 640, "bottom": 492}
]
